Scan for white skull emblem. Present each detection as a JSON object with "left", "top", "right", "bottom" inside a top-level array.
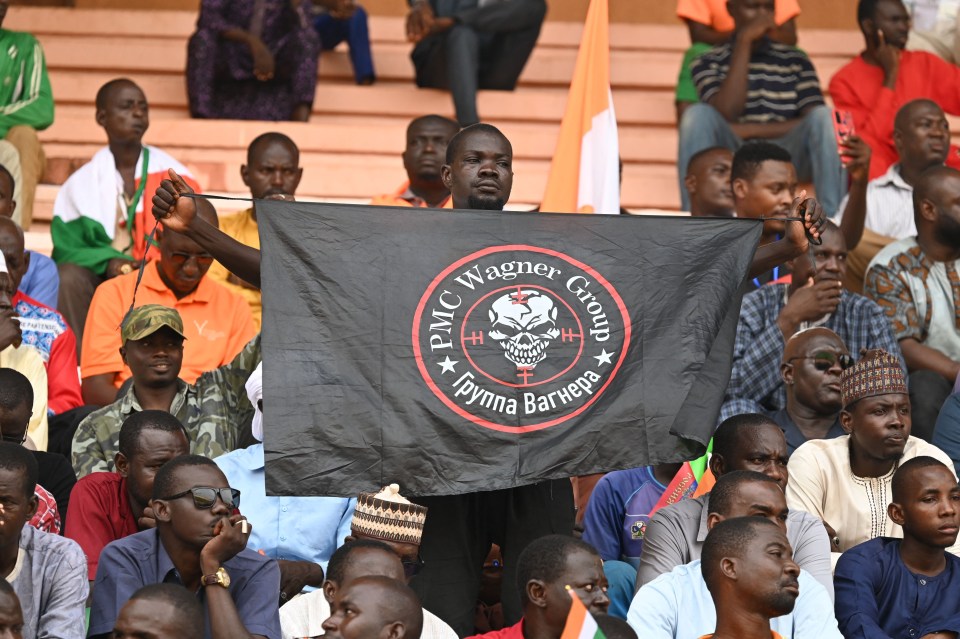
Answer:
[{"left": 487, "top": 290, "right": 560, "bottom": 368}]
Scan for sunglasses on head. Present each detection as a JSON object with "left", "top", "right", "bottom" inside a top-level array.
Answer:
[
  {"left": 158, "top": 486, "right": 241, "bottom": 510},
  {"left": 789, "top": 351, "right": 854, "bottom": 371}
]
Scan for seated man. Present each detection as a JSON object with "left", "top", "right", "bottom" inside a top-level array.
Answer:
[
  {"left": 787, "top": 349, "right": 957, "bottom": 562},
  {"left": 113, "top": 583, "right": 204, "bottom": 639},
  {"left": 0, "top": 368, "right": 77, "bottom": 527},
  {"left": 280, "top": 539, "right": 456, "bottom": 639},
  {"left": 699, "top": 517, "right": 800, "bottom": 639},
  {"left": 682, "top": 147, "right": 734, "bottom": 217},
  {"left": 0, "top": 164, "right": 58, "bottom": 308},
  {"left": 627, "top": 471, "right": 841, "bottom": 638},
  {"left": 773, "top": 328, "right": 850, "bottom": 454},
  {"left": 835, "top": 456, "right": 960, "bottom": 638},
  {"left": 836, "top": 99, "right": 950, "bottom": 292},
  {"left": 371, "top": 115, "right": 460, "bottom": 209},
  {"left": 829, "top": 0, "right": 960, "bottom": 180},
  {"left": 636, "top": 413, "right": 832, "bottom": 597},
  {"left": 206, "top": 133, "right": 303, "bottom": 330},
  {"left": 465, "top": 535, "right": 610, "bottom": 639},
  {"left": 676, "top": 0, "right": 843, "bottom": 215},
  {"left": 89, "top": 454, "right": 281, "bottom": 639},
  {"left": 72, "top": 305, "right": 260, "bottom": 477},
  {"left": 322, "top": 576, "right": 423, "bottom": 639},
  {"left": 405, "top": 0, "right": 547, "bottom": 126},
  {"left": 311, "top": 1, "right": 375, "bottom": 85},
  {"left": 0, "top": 579, "right": 23, "bottom": 639},
  {"left": 80, "top": 201, "right": 255, "bottom": 406},
  {"left": 674, "top": 0, "right": 798, "bottom": 119},
  {"left": 216, "top": 364, "right": 355, "bottom": 601},
  {"left": 0, "top": 6, "right": 53, "bottom": 230},
  {"left": 904, "top": 0, "right": 960, "bottom": 63},
  {"left": 0, "top": 251, "right": 47, "bottom": 449},
  {"left": 65, "top": 410, "right": 189, "bottom": 583},
  {"left": 865, "top": 166, "right": 960, "bottom": 434},
  {"left": 722, "top": 218, "right": 900, "bottom": 423},
  {"left": 187, "top": 0, "right": 320, "bottom": 121},
  {"left": 53, "top": 78, "right": 201, "bottom": 347},
  {"left": 0, "top": 442, "right": 87, "bottom": 639},
  {"left": 0, "top": 218, "right": 82, "bottom": 418}
]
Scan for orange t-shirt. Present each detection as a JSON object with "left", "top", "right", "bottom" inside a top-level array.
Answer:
[
  {"left": 80, "top": 261, "right": 257, "bottom": 388},
  {"left": 370, "top": 182, "right": 454, "bottom": 209},
  {"left": 677, "top": 0, "right": 800, "bottom": 31}
]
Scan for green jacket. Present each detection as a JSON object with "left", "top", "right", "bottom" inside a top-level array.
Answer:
[{"left": 0, "top": 29, "right": 54, "bottom": 138}]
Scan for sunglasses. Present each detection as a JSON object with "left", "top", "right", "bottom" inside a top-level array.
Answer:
[
  {"left": 402, "top": 555, "right": 425, "bottom": 580},
  {"left": 789, "top": 351, "right": 854, "bottom": 371},
  {"left": 158, "top": 486, "right": 241, "bottom": 510}
]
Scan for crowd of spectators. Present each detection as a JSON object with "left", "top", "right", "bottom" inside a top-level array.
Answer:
[{"left": 1, "top": 0, "right": 960, "bottom": 637}]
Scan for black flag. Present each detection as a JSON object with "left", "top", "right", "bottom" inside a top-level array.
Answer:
[{"left": 259, "top": 201, "right": 763, "bottom": 497}]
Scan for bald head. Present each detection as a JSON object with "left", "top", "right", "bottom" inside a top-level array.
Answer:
[
  {"left": 95, "top": 78, "right": 141, "bottom": 111},
  {"left": 246, "top": 132, "right": 299, "bottom": 166},
  {"left": 894, "top": 99, "right": 943, "bottom": 133},
  {"left": 783, "top": 327, "right": 845, "bottom": 363},
  {"left": 894, "top": 100, "right": 950, "bottom": 174}
]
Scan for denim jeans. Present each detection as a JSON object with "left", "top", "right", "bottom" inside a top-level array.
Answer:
[
  {"left": 313, "top": 5, "right": 375, "bottom": 84},
  {"left": 677, "top": 103, "right": 845, "bottom": 216}
]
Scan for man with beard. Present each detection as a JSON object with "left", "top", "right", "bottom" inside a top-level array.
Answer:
[
  {"left": 371, "top": 115, "right": 460, "bottom": 209},
  {"left": 787, "top": 349, "right": 957, "bottom": 565},
  {"left": 699, "top": 517, "right": 801, "bottom": 639},
  {"left": 834, "top": 456, "right": 960, "bottom": 639},
  {"left": 774, "top": 328, "right": 851, "bottom": 453},
  {"left": 721, "top": 220, "right": 900, "bottom": 423},
  {"left": 206, "top": 133, "right": 302, "bottom": 330},
  {"left": 149, "top": 123, "right": 827, "bottom": 634},
  {"left": 865, "top": 166, "right": 960, "bottom": 436}
]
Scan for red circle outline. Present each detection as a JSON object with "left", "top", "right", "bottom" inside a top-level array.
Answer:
[
  {"left": 459, "top": 284, "right": 584, "bottom": 388},
  {"left": 412, "top": 245, "right": 632, "bottom": 434}
]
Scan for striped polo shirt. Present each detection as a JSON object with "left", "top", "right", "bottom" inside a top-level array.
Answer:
[{"left": 692, "top": 38, "right": 825, "bottom": 123}]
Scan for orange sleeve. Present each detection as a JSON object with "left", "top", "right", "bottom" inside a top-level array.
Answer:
[
  {"left": 79, "top": 278, "right": 127, "bottom": 386},
  {"left": 676, "top": 0, "right": 714, "bottom": 25},
  {"left": 775, "top": 0, "right": 801, "bottom": 24}
]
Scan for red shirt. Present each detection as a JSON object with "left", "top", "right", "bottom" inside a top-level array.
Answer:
[
  {"left": 466, "top": 620, "right": 525, "bottom": 639},
  {"left": 828, "top": 51, "right": 960, "bottom": 179},
  {"left": 64, "top": 472, "right": 139, "bottom": 580}
]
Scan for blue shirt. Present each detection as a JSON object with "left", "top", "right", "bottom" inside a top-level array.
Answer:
[
  {"left": 89, "top": 528, "right": 282, "bottom": 639},
  {"left": 581, "top": 467, "right": 667, "bottom": 568},
  {"left": 627, "top": 560, "right": 842, "bottom": 639},
  {"left": 934, "top": 392, "right": 960, "bottom": 476},
  {"left": 835, "top": 537, "right": 960, "bottom": 639},
  {"left": 19, "top": 251, "right": 59, "bottom": 309},
  {"left": 771, "top": 408, "right": 846, "bottom": 456},
  {"left": 215, "top": 443, "right": 355, "bottom": 574}
]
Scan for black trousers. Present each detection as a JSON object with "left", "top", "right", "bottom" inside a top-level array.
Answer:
[
  {"left": 909, "top": 369, "right": 954, "bottom": 442},
  {"left": 410, "top": 479, "right": 574, "bottom": 636},
  {"left": 411, "top": 0, "right": 547, "bottom": 126}
]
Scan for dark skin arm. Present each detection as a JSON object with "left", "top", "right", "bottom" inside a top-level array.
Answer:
[
  {"left": 221, "top": 29, "right": 275, "bottom": 81},
  {"left": 900, "top": 338, "right": 960, "bottom": 382},
  {"left": 278, "top": 560, "right": 325, "bottom": 604},
  {"left": 0, "top": 310, "right": 21, "bottom": 350},
  {"left": 200, "top": 514, "right": 268, "bottom": 639},
  {"left": 748, "top": 194, "right": 826, "bottom": 279},
  {"left": 837, "top": 135, "right": 873, "bottom": 250},
  {"left": 81, "top": 374, "right": 120, "bottom": 407},
  {"left": 152, "top": 170, "right": 263, "bottom": 288},
  {"left": 706, "top": 12, "right": 777, "bottom": 121}
]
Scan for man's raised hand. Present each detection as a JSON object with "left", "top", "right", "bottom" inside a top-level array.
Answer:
[
  {"left": 785, "top": 190, "right": 825, "bottom": 252},
  {"left": 152, "top": 168, "right": 198, "bottom": 234}
]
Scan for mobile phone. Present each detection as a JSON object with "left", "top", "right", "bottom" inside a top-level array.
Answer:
[{"left": 832, "top": 110, "right": 855, "bottom": 153}]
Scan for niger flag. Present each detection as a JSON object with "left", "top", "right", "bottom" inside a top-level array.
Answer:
[{"left": 540, "top": 0, "right": 619, "bottom": 215}]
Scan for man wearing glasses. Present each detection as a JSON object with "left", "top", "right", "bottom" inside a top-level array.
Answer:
[
  {"left": 774, "top": 328, "right": 852, "bottom": 455},
  {"left": 79, "top": 201, "right": 256, "bottom": 408},
  {"left": 89, "top": 454, "right": 280, "bottom": 639},
  {"left": 722, "top": 220, "right": 902, "bottom": 423},
  {"left": 787, "top": 349, "right": 959, "bottom": 566}
]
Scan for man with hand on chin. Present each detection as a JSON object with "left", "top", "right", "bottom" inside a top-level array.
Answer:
[{"left": 88, "top": 454, "right": 281, "bottom": 639}]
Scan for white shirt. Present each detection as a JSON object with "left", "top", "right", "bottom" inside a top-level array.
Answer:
[
  {"left": 836, "top": 164, "right": 916, "bottom": 240},
  {"left": 279, "top": 590, "right": 458, "bottom": 639}
]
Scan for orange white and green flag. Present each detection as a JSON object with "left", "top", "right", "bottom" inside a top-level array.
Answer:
[
  {"left": 540, "top": 0, "right": 619, "bottom": 215},
  {"left": 561, "top": 588, "right": 607, "bottom": 639}
]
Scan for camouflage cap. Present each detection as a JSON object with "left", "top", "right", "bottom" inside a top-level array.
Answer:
[{"left": 121, "top": 304, "right": 187, "bottom": 343}]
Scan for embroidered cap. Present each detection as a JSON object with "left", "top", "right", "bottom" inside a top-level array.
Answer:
[
  {"left": 840, "top": 349, "right": 908, "bottom": 408},
  {"left": 352, "top": 484, "right": 428, "bottom": 545},
  {"left": 121, "top": 304, "right": 187, "bottom": 343}
]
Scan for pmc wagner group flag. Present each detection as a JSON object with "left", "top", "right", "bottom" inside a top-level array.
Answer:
[{"left": 258, "top": 201, "right": 762, "bottom": 497}]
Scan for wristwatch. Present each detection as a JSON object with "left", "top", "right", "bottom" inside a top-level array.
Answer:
[{"left": 201, "top": 566, "right": 231, "bottom": 588}]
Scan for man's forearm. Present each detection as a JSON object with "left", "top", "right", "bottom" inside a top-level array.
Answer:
[
  {"left": 185, "top": 200, "right": 262, "bottom": 287},
  {"left": 204, "top": 583, "right": 259, "bottom": 639},
  {"left": 749, "top": 237, "right": 800, "bottom": 279},
  {"left": 706, "top": 37, "right": 754, "bottom": 120},
  {"left": 900, "top": 338, "right": 960, "bottom": 382},
  {"left": 838, "top": 179, "right": 868, "bottom": 250}
]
